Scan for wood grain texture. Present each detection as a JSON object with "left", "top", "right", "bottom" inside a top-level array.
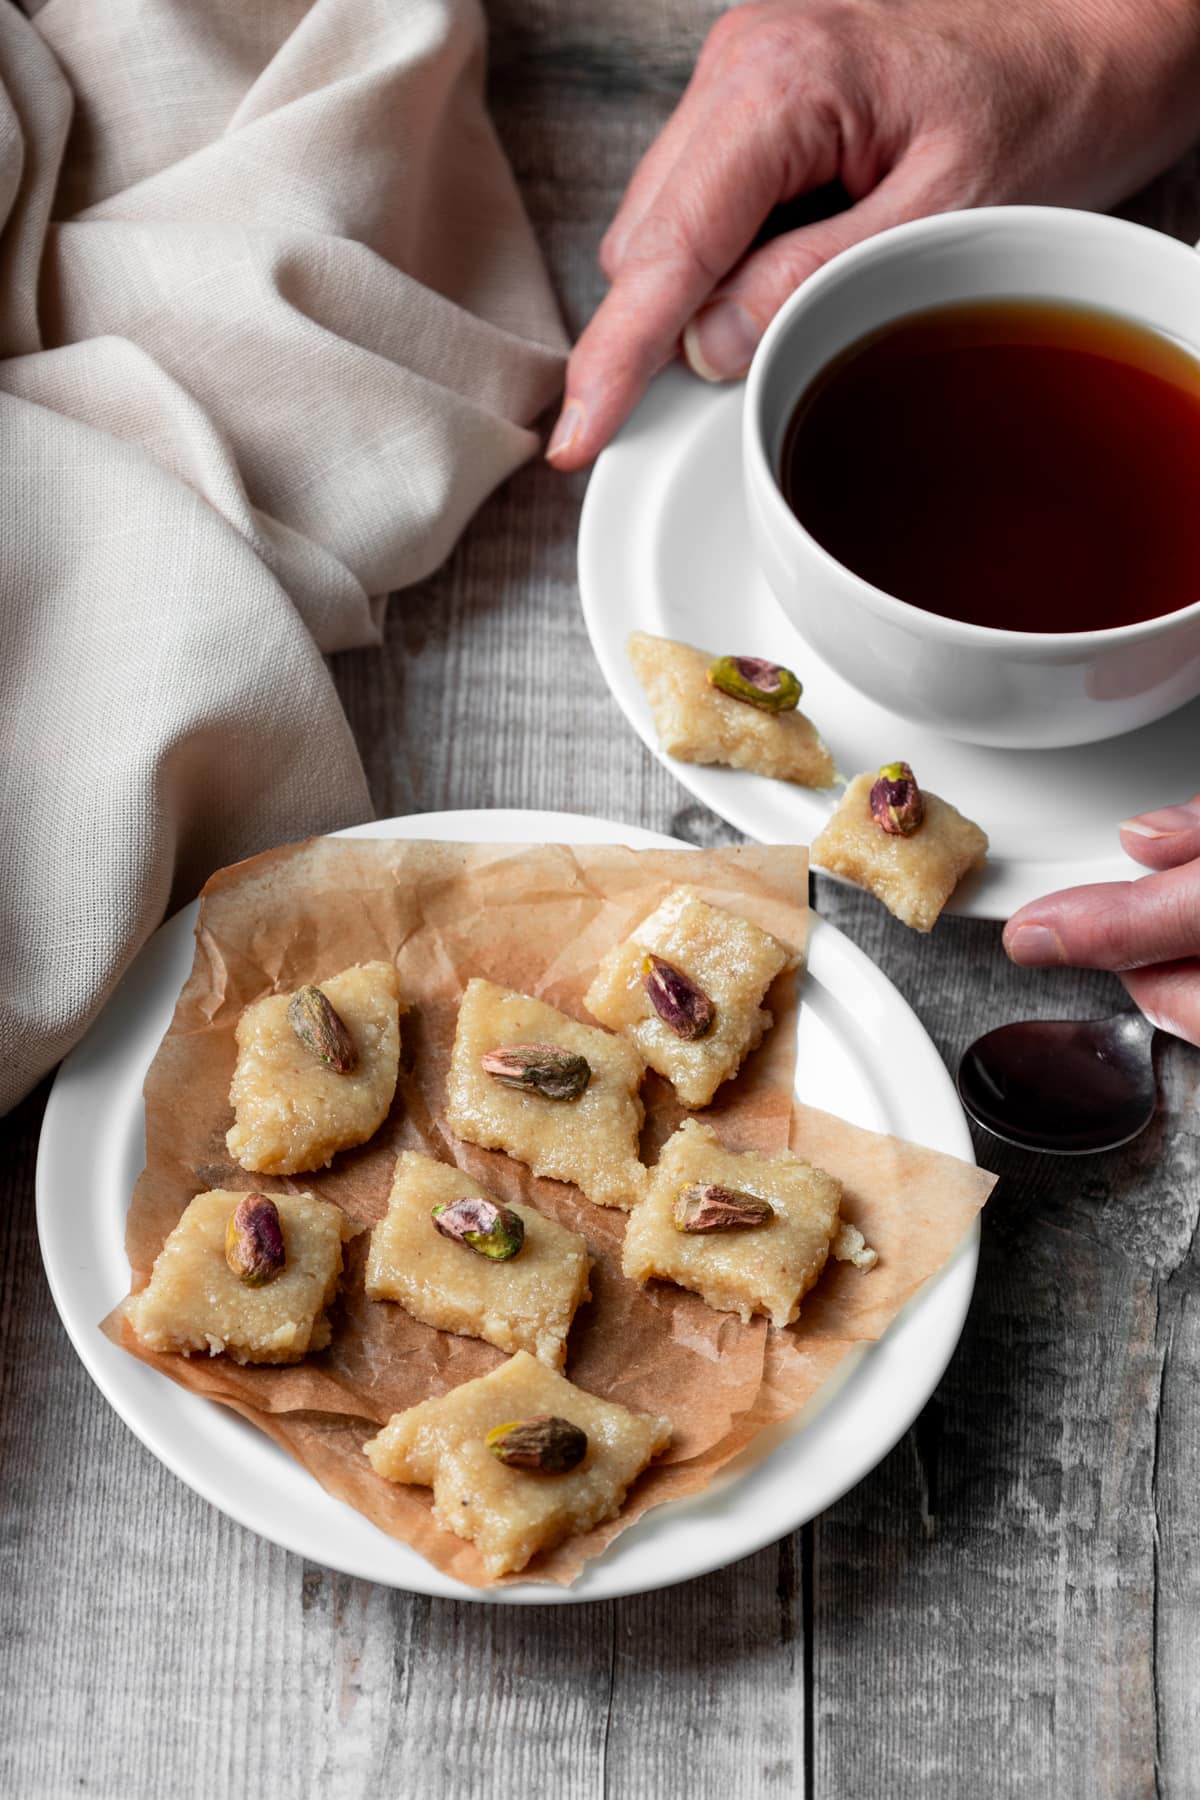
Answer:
[{"left": 4, "top": 3, "right": 1200, "bottom": 1795}]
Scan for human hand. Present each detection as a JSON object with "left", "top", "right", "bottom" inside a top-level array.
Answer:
[
  {"left": 1003, "top": 797, "right": 1200, "bottom": 1046},
  {"left": 547, "top": 0, "right": 1200, "bottom": 469}
]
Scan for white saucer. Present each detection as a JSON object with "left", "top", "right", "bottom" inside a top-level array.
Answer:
[
  {"left": 578, "top": 363, "right": 1200, "bottom": 919},
  {"left": 36, "top": 809, "right": 977, "bottom": 1605}
]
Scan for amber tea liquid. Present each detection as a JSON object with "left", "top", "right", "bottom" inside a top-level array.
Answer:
[{"left": 779, "top": 300, "right": 1200, "bottom": 632}]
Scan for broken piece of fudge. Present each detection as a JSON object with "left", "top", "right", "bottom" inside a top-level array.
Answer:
[
  {"left": 445, "top": 979, "right": 647, "bottom": 1209},
  {"left": 584, "top": 886, "right": 800, "bottom": 1108},
  {"left": 622, "top": 1118, "right": 862, "bottom": 1329},
  {"left": 366, "top": 1150, "right": 591, "bottom": 1367},
  {"left": 126, "top": 1188, "right": 355, "bottom": 1364},
  {"left": 364, "top": 1349, "right": 671, "bottom": 1579},
  {"left": 226, "top": 962, "right": 402, "bottom": 1175}
]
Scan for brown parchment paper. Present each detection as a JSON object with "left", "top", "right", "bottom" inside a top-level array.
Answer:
[{"left": 105, "top": 835, "right": 994, "bottom": 1588}]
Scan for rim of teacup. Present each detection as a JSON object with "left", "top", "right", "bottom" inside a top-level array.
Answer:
[{"left": 744, "top": 203, "right": 1200, "bottom": 652}]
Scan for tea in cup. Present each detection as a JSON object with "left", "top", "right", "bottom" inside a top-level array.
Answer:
[{"left": 743, "top": 207, "right": 1200, "bottom": 748}]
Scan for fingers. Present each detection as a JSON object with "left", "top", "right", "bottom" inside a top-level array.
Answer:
[
  {"left": 550, "top": 130, "right": 961, "bottom": 468},
  {"left": 548, "top": 94, "right": 803, "bottom": 469},
  {"left": 1119, "top": 794, "right": 1200, "bottom": 871},
  {"left": 1120, "top": 960, "right": 1200, "bottom": 1047},
  {"left": 599, "top": 73, "right": 708, "bottom": 280},
  {"left": 599, "top": 6, "right": 763, "bottom": 278},
  {"left": 1003, "top": 858, "right": 1200, "bottom": 973},
  {"left": 682, "top": 158, "right": 954, "bottom": 382}
]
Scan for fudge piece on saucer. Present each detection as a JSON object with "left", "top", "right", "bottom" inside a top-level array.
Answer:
[
  {"left": 364, "top": 1350, "right": 671, "bottom": 1579},
  {"left": 584, "top": 886, "right": 801, "bottom": 1109},
  {"left": 811, "top": 762, "right": 988, "bottom": 932},
  {"left": 627, "top": 630, "right": 835, "bottom": 787},
  {"left": 227, "top": 962, "right": 402, "bottom": 1174},
  {"left": 445, "top": 979, "right": 647, "bottom": 1209},
  {"left": 366, "top": 1151, "right": 591, "bottom": 1367}
]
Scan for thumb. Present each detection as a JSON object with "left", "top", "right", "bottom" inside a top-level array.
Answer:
[
  {"left": 683, "top": 158, "right": 960, "bottom": 382},
  {"left": 1003, "top": 858, "right": 1200, "bottom": 973}
]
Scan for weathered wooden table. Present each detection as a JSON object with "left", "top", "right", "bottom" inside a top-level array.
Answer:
[{"left": 4, "top": 6, "right": 1199, "bottom": 1794}]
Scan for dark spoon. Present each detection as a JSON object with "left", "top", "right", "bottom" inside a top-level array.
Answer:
[{"left": 956, "top": 1011, "right": 1157, "bottom": 1154}]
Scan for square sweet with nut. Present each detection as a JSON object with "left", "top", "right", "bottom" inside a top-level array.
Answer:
[
  {"left": 365, "top": 1150, "right": 592, "bottom": 1367},
  {"left": 126, "top": 1188, "right": 356, "bottom": 1364},
  {"left": 226, "top": 961, "right": 402, "bottom": 1174},
  {"left": 444, "top": 979, "right": 648, "bottom": 1209},
  {"left": 622, "top": 1118, "right": 850, "bottom": 1329},
  {"left": 583, "top": 886, "right": 801, "bottom": 1108},
  {"left": 363, "top": 1349, "right": 672, "bottom": 1578},
  {"left": 627, "top": 631, "right": 835, "bottom": 787},
  {"left": 811, "top": 763, "right": 988, "bottom": 932}
]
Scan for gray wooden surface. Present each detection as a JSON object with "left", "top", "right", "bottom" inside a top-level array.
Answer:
[{"left": 4, "top": 5, "right": 1200, "bottom": 1796}]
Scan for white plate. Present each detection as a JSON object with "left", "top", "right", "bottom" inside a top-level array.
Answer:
[
  {"left": 579, "top": 364, "right": 1200, "bottom": 919},
  {"left": 37, "top": 808, "right": 978, "bottom": 1604}
]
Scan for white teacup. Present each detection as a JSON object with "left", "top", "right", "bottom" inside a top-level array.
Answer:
[{"left": 743, "top": 206, "right": 1200, "bottom": 749}]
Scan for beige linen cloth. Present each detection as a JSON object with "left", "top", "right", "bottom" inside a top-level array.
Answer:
[{"left": 0, "top": 0, "right": 566, "bottom": 1115}]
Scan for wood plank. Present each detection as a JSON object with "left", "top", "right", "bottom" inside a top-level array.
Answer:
[
  {"left": 604, "top": 1540, "right": 807, "bottom": 1797},
  {"left": 1149, "top": 1043, "right": 1200, "bottom": 1800},
  {"left": 810, "top": 878, "right": 1199, "bottom": 1797}
]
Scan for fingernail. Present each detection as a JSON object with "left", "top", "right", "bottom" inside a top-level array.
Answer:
[
  {"left": 546, "top": 401, "right": 583, "bottom": 461},
  {"left": 1004, "top": 923, "right": 1067, "bottom": 966},
  {"left": 1119, "top": 800, "right": 1200, "bottom": 838},
  {"left": 683, "top": 301, "right": 760, "bottom": 382}
]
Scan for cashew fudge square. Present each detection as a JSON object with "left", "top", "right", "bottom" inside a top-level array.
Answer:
[
  {"left": 622, "top": 1119, "right": 846, "bottom": 1329},
  {"left": 126, "top": 1188, "right": 355, "bottom": 1364},
  {"left": 628, "top": 631, "right": 835, "bottom": 786},
  {"left": 227, "top": 961, "right": 402, "bottom": 1174},
  {"left": 811, "top": 773, "right": 988, "bottom": 932},
  {"left": 366, "top": 1151, "right": 592, "bottom": 1367},
  {"left": 583, "top": 886, "right": 801, "bottom": 1108},
  {"left": 364, "top": 1350, "right": 672, "bottom": 1578},
  {"left": 445, "top": 979, "right": 647, "bottom": 1209}
]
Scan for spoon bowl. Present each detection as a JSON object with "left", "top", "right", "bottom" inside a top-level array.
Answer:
[{"left": 956, "top": 1011, "right": 1157, "bottom": 1154}]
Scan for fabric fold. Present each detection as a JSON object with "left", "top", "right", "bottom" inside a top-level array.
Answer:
[{"left": 0, "top": 0, "right": 567, "bottom": 1114}]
